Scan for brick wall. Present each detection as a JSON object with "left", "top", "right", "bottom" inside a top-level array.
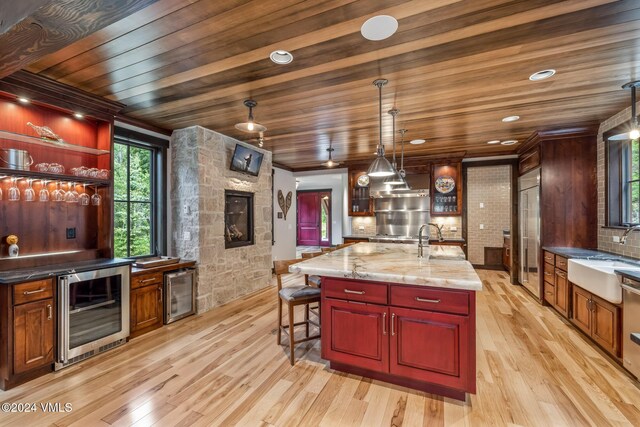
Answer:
[{"left": 466, "top": 165, "right": 512, "bottom": 265}]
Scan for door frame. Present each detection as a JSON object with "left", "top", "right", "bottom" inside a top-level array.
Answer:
[{"left": 296, "top": 189, "right": 332, "bottom": 246}]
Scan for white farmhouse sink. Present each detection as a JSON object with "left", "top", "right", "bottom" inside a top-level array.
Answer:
[{"left": 568, "top": 259, "right": 640, "bottom": 304}]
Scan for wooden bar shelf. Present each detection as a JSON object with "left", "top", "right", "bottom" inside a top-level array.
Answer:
[
  {"left": 0, "top": 130, "right": 110, "bottom": 155},
  {"left": 0, "top": 167, "right": 110, "bottom": 186}
]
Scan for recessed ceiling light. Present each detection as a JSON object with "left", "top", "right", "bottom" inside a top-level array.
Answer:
[
  {"left": 502, "top": 115, "right": 520, "bottom": 122},
  {"left": 409, "top": 139, "right": 425, "bottom": 145},
  {"left": 74, "top": 113, "right": 84, "bottom": 119},
  {"left": 361, "top": 15, "right": 398, "bottom": 41},
  {"left": 529, "top": 69, "right": 556, "bottom": 81},
  {"left": 17, "top": 97, "right": 29, "bottom": 104},
  {"left": 487, "top": 140, "right": 501, "bottom": 144},
  {"left": 270, "top": 50, "right": 293, "bottom": 64},
  {"left": 501, "top": 140, "right": 518, "bottom": 145}
]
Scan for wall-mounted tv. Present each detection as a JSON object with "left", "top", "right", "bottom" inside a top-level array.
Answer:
[{"left": 229, "top": 144, "right": 264, "bottom": 176}]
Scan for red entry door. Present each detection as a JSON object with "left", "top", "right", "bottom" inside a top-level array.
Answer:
[{"left": 297, "top": 192, "right": 320, "bottom": 245}]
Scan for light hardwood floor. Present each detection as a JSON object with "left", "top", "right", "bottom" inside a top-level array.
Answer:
[{"left": 1, "top": 270, "right": 639, "bottom": 426}]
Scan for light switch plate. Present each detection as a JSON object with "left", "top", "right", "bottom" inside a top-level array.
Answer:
[
  {"left": 479, "top": 224, "right": 485, "bottom": 230},
  {"left": 613, "top": 236, "right": 620, "bottom": 243},
  {"left": 450, "top": 226, "right": 457, "bottom": 232},
  {"left": 183, "top": 231, "right": 191, "bottom": 240},
  {"left": 480, "top": 202, "right": 484, "bottom": 208},
  {"left": 359, "top": 225, "right": 365, "bottom": 230}
]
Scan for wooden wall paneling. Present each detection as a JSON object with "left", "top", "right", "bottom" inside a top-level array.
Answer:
[
  {"left": 4, "top": 1, "right": 636, "bottom": 169},
  {"left": 0, "top": 0, "right": 160, "bottom": 79}
]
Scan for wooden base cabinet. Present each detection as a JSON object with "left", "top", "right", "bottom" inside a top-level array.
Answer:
[
  {"left": 130, "top": 272, "right": 164, "bottom": 338},
  {"left": 321, "top": 277, "right": 476, "bottom": 399},
  {"left": 570, "top": 285, "right": 621, "bottom": 358},
  {"left": 0, "top": 279, "right": 55, "bottom": 390},
  {"left": 542, "top": 251, "right": 570, "bottom": 318}
]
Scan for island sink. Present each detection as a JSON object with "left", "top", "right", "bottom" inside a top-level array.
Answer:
[{"left": 568, "top": 259, "right": 640, "bottom": 304}]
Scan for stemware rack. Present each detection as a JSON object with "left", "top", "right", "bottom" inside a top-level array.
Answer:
[{"left": 0, "top": 168, "right": 110, "bottom": 186}]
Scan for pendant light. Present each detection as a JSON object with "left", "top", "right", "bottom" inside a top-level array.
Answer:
[
  {"left": 367, "top": 79, "right": 395, "bottom": 177},
  {"left": 322, "top": 139, "right": 340, "bottom": 167},
  {"left": 394, "top": 129, "right": 411, "bottom": 190},
  {"left": 235, "top": 99, "right": 267, "bottom": 133},
  {"left": 384, "top": 108, "right": 404, "bottom": 185},
  {"left": 609, "top": 81, "right": 640, "bottom": 141}
]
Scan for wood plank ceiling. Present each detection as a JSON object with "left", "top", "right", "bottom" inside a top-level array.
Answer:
[{"left": 17, "top": 0, "right": 640, "bottom": 169}]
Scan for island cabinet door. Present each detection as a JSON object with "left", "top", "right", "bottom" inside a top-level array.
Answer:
[
  {"left": 389, "top": 307, "right": 469, "bottom": 391},
  {"left": 322, "top": 298, "right": 389, "bottom": 373}
]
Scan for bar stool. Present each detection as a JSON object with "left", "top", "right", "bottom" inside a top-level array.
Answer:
[
  {"left": 274, "top": 259, "right": 321, "bottom": 365},
  {"left": 301, "top": 251, "right": 323, "bottom": 287}
]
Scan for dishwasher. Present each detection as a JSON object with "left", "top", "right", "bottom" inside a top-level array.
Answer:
[{"left": 622, "top": 276, "right": 640, "bottom": 380}]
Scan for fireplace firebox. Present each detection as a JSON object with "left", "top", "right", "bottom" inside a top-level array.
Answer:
[{"left": 225, "top": 190, "right": 254, "bottom": 248}]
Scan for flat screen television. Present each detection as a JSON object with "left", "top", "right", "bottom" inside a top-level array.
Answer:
[{"left": 229, "top": 144, "right": 264, "bottom": 176}]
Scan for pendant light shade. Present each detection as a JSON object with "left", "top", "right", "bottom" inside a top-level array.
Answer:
[
  {"left": 609, "top": 81, "right": 640, "bottom": 141},
  {"left": 367, "top": 79, "right": 395, "bottom": 177},
  {"left": 384, "top": 108, "right": 404, "bottom": 185},
  {"left": 235, "top": 99, "right": 267, "bottom": 133},
  {"left": 322, "top": 139, "right": 340, "bottom": 167}
]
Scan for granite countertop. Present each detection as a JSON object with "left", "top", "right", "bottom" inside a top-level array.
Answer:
[
  {"left": 0, "top": 258, "right": 133, "bottom": 284},
  {"left": 543, "top": 246, "right": 640, "bottom": 265},
  {"left": 290, "top": 242, "right": 482, "bottom": 291},
  {"left": 616, "top": 269, "right": 640, "bottom": 283}
]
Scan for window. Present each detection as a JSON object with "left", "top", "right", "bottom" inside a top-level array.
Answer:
[
  {"left": 113, "top": 126, "right": 168, "bottom": 258},
  {"left": 607, "top": 136, "right": 640, "bottom": 226}
]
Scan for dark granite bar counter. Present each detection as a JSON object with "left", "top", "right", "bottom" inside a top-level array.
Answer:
[
  {"left": 0, "top": 258, "right": 133, "bottom": 284},
  {"left": 616, "top": 269, "right": 640, "bottom": 283}
]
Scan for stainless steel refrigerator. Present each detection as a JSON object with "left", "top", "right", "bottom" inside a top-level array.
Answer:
[{"left": 518, "top": 168, "right": 540, "bottom": 298}]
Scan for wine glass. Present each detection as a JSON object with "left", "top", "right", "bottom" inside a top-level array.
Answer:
[
  {"left": 24, "top": 179, "right": 35, "bottom": 202},
  {"left": 91, "top": 186, "right": 101, "bottom": 206},
  {"left": 52, "top": 181, "right": 65, "bottom": 202},
  {"left": 8, "top": 177, "right": 19, "bottom": 201},
  {"left": 65, "top": 182, "right": 79, "bottom": 203},
  {"left": 39, "top": 180, "right": 49, "bottom": 202},
  {"left": 79, "top": 184, "right": 90, "bottom": 206}
]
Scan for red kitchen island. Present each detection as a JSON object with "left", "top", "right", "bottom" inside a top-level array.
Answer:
[{"left": 290, "top": 242, "right": 482, "bottom": 401}]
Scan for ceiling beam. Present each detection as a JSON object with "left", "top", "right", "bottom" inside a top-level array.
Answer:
[{"left": 0, "top": 0, "right": 158, "bottom": 79}]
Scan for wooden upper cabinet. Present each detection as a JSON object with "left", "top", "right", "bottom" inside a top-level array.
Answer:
[
  {"left": 431, "top": 162, "right": 462, "bottom": 216},
  {"left": 348, "top": 169, "right": 374, "bottom": 217},
  {"left": 518, "top": 147, "right": 540, "bottom": 175}
]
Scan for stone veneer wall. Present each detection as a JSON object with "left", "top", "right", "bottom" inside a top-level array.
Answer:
[
  {"left": 171, "top": 126, "right": 273, "bottom": 312},
  {"left": 466, "top": 165, "right": 511, "bottom": 265},
  {"left": 597, "top": 103, "right": 640, "bottom": 258}
]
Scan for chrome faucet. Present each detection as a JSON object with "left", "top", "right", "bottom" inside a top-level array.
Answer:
[
  {"left": 418, "top": 224, "right": 429, "bottom": 258},
  {"left": 620, "top": 224, "right": 640, "bottom": 244},
  {"left": 428, "top": 222, "right": 445, "bottom": 242}
]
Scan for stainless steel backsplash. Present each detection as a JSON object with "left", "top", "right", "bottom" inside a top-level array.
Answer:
[{"left": 374, "top": 195, "right": 430, "bottom": 237}]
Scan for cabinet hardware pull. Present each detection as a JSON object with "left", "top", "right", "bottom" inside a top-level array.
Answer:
[
  {"left": 382, "top": 312, "right": 387, "bottom": 335},
  {"left": 391, "top": 313, "right": 396, "bottom": 336},
  {"left": 556, "top": 272, "right": 566, "bottom": 278},
  {"left": 23, "top": 288, "right": 45, "bottom": 295},
  {"left": 158, "top": 287, "right": 163, "bottom": 302},
  {"left": 140, "top": 278, "right": 157, "bottom": 283},
  {"left": 344, "top": 289, "right": 365, "bottom": 295},
  {"left": 544, "top": 272, "right": 552, "bottom": 276},
  {"left": 415, "top": 297, "right": 441, "bottom": 303},
  {"left": 47, "top": 304, "right": 52, "bottom": 320}
]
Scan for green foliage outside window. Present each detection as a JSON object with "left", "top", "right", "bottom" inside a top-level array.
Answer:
[{"left": 114, "top": 143, "right": 153, "bottom": 258}]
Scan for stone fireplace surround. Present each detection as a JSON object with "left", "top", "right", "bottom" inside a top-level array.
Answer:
[{"left": 170, "top": 126, "right": 273, "bottom": 313}]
